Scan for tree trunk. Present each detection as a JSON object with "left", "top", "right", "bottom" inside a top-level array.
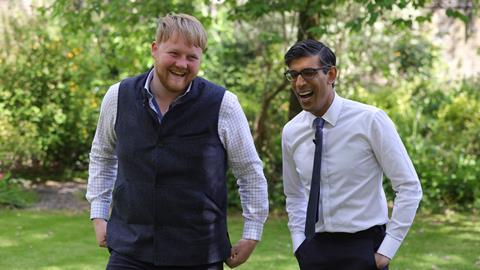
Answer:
[
  {"left": 288, "top": 4, "right": 319, "bottom": 120},
  {"left": 254, "top": 81, "right": 289, "bottom": 156}
]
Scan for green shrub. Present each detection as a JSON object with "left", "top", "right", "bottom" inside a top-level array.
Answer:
[
  {"left": 363, "top": 79, "right": 480, "bottom": 211},
  {"left": 0, "top": 173, "right": 37, "bottom": 208},
  {"left": 0, "top": 12, "right": 107, "bottom": 172}
]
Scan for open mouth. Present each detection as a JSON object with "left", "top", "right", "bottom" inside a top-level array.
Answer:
[
  {"left": 297, "top": 90, "right": 314, "bottom": 99},
  {"left": 169, "top": 70, "right": 187, "bottom": 77}
]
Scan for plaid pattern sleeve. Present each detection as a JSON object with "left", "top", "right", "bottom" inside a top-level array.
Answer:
[
  {"left": 86, "top": 83, "right": 119, "bottom": 220},
  {"left": 218, "top": 91, "right": 269, "bottom": 241}
]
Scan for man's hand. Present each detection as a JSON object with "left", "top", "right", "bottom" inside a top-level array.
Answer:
[
  {"left": 92, "top": 218, "right": 107, "bottom": 248},
  {"left": 374, "top": 253, "right": 390, "bottom": 269},
  {"left": 225, "top": 239, "right": 258, "bottom": 269}
]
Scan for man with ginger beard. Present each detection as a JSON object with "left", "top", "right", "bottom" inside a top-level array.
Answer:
[
  {"left": 87, "top": 13, "right": 268, "bottom": 270},
  {"left": 282, "top": 39, "right": 422, "bottom": 270}
]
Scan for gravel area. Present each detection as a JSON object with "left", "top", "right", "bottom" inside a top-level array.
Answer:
[{"left": 30, "top": 180, "right": 89, "bottom": 211}]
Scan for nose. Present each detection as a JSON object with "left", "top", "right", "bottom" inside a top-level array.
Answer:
[
  {"left": 294, "top": 74, "right": 307, "bottom": 89},
  {"left": 175, "top": 56, "right": 188, "bottom": 69}
]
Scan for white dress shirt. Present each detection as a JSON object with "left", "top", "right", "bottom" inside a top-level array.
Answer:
[
  {"left": 282, "top": 92, "right": 422, "bottom": 259},
  {"left": 87, "top": 70, "right": 269, "bottom": 241}
]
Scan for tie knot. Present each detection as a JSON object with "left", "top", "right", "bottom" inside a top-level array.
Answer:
[{"left": 314, "top": 118, "right": 325, "bottom": 129}]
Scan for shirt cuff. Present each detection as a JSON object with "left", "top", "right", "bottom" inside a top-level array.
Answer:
[
  {"left": 90, "top": 200, "right": 110, "bottom": 220},
  {"left": 292, "top": 232, "right": 306, "bottom": 253},
  {"left": 242, "top": 220, "right": 265, "bottom": 241},
  {"left": 377, "top": 233, "right": 402, "bottom": 259}
]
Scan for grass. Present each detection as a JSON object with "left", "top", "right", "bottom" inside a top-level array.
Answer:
[
  {"left": 389, "top": 212, "right": 480, "bottom": 270},
  {"left": 0, "top": 210, "right": 479, "bottom": 269},
  {"left": 0, "top": 210, "right": 106, "bottom": 270}
]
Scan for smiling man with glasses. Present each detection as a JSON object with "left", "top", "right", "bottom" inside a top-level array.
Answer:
[{"left": 281, "top": 39, "right": 422, "bottom": 270}]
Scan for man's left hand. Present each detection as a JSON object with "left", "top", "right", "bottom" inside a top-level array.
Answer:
[
  {"left": 225, "top": 239, "right": 258, "bottom": 268},
  {"left": 374, "top": 253, "right": 391, "bottom": 269}
]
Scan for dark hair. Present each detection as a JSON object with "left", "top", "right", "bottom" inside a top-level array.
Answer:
[{"left": 284, "top": 39, "right": 336, "bottom": 68}]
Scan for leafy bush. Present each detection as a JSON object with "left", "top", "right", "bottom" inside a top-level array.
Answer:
[
  {"left": 361, "top": 79, "right": 480, "bottom": 211},
  {"left": 0, "top": 12, "right": 107, "bottom": 172},
  {"left": 0, "top": 173, "right": 37, "bottom": 208}
]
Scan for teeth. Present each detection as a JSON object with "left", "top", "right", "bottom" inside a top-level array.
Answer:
[
  {"left": 298, "top": 91, "right": 313, "bottom": 97},
  {"left": 170, "top": 70, "right": 186, "bottom": 76}
]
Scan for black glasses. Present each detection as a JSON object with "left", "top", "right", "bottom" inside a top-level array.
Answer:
[{"left": 284, "top": 66, "right": 332, "bottom": 82}]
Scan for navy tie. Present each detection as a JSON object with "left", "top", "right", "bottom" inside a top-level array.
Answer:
[{"left": 305, "top": 117, "right": 325, "bottom": 239}]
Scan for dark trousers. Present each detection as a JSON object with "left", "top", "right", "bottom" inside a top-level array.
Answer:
[
  {"left": 295, "top": 225, "right": 389, "bottom": 270},
  {"left": 106, "top": 250, "right": 224, "bottom": 270}
]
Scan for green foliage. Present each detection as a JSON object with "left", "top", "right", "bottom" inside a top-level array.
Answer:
[
  {"left": 0, "top": 0, "right": 479, "bottom": 212},
  {"left": 446, "top": 8, "right": 470, "bottom": 23},
  {"left": 0, "top": 13, "right": 106, "bottom": 171},
  {"left": 356, "top": 79, "right": 480, "bottom": 211},
  {"left": 413, "top": 81, "right": 480, "bottom": 210},
  {"left": 0, "top": 173, "right": 37, "bottom": 208}
]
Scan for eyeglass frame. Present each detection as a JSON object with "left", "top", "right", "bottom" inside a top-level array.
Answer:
[{"left": 284, "top": 66, "right": 334, "bottom": 82}]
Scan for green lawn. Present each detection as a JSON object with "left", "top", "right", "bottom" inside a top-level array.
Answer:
[{"left": 0, "top": 210, "right": 479, "bottom": 269}]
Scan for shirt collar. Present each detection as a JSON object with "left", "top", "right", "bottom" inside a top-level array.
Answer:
[
  {"left": 143, "top": 68, "right": 192, "bottom": 99},
  {"left": 307, "top": 91, "right": 343, "bottom": 128}
]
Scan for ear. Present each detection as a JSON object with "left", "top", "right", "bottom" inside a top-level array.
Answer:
[
  {"left": 327, "top": 66, "right": 337, "bottom": 84},
  {"left": 151, "top": 41, "right": 157, "bottom": 58}
]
